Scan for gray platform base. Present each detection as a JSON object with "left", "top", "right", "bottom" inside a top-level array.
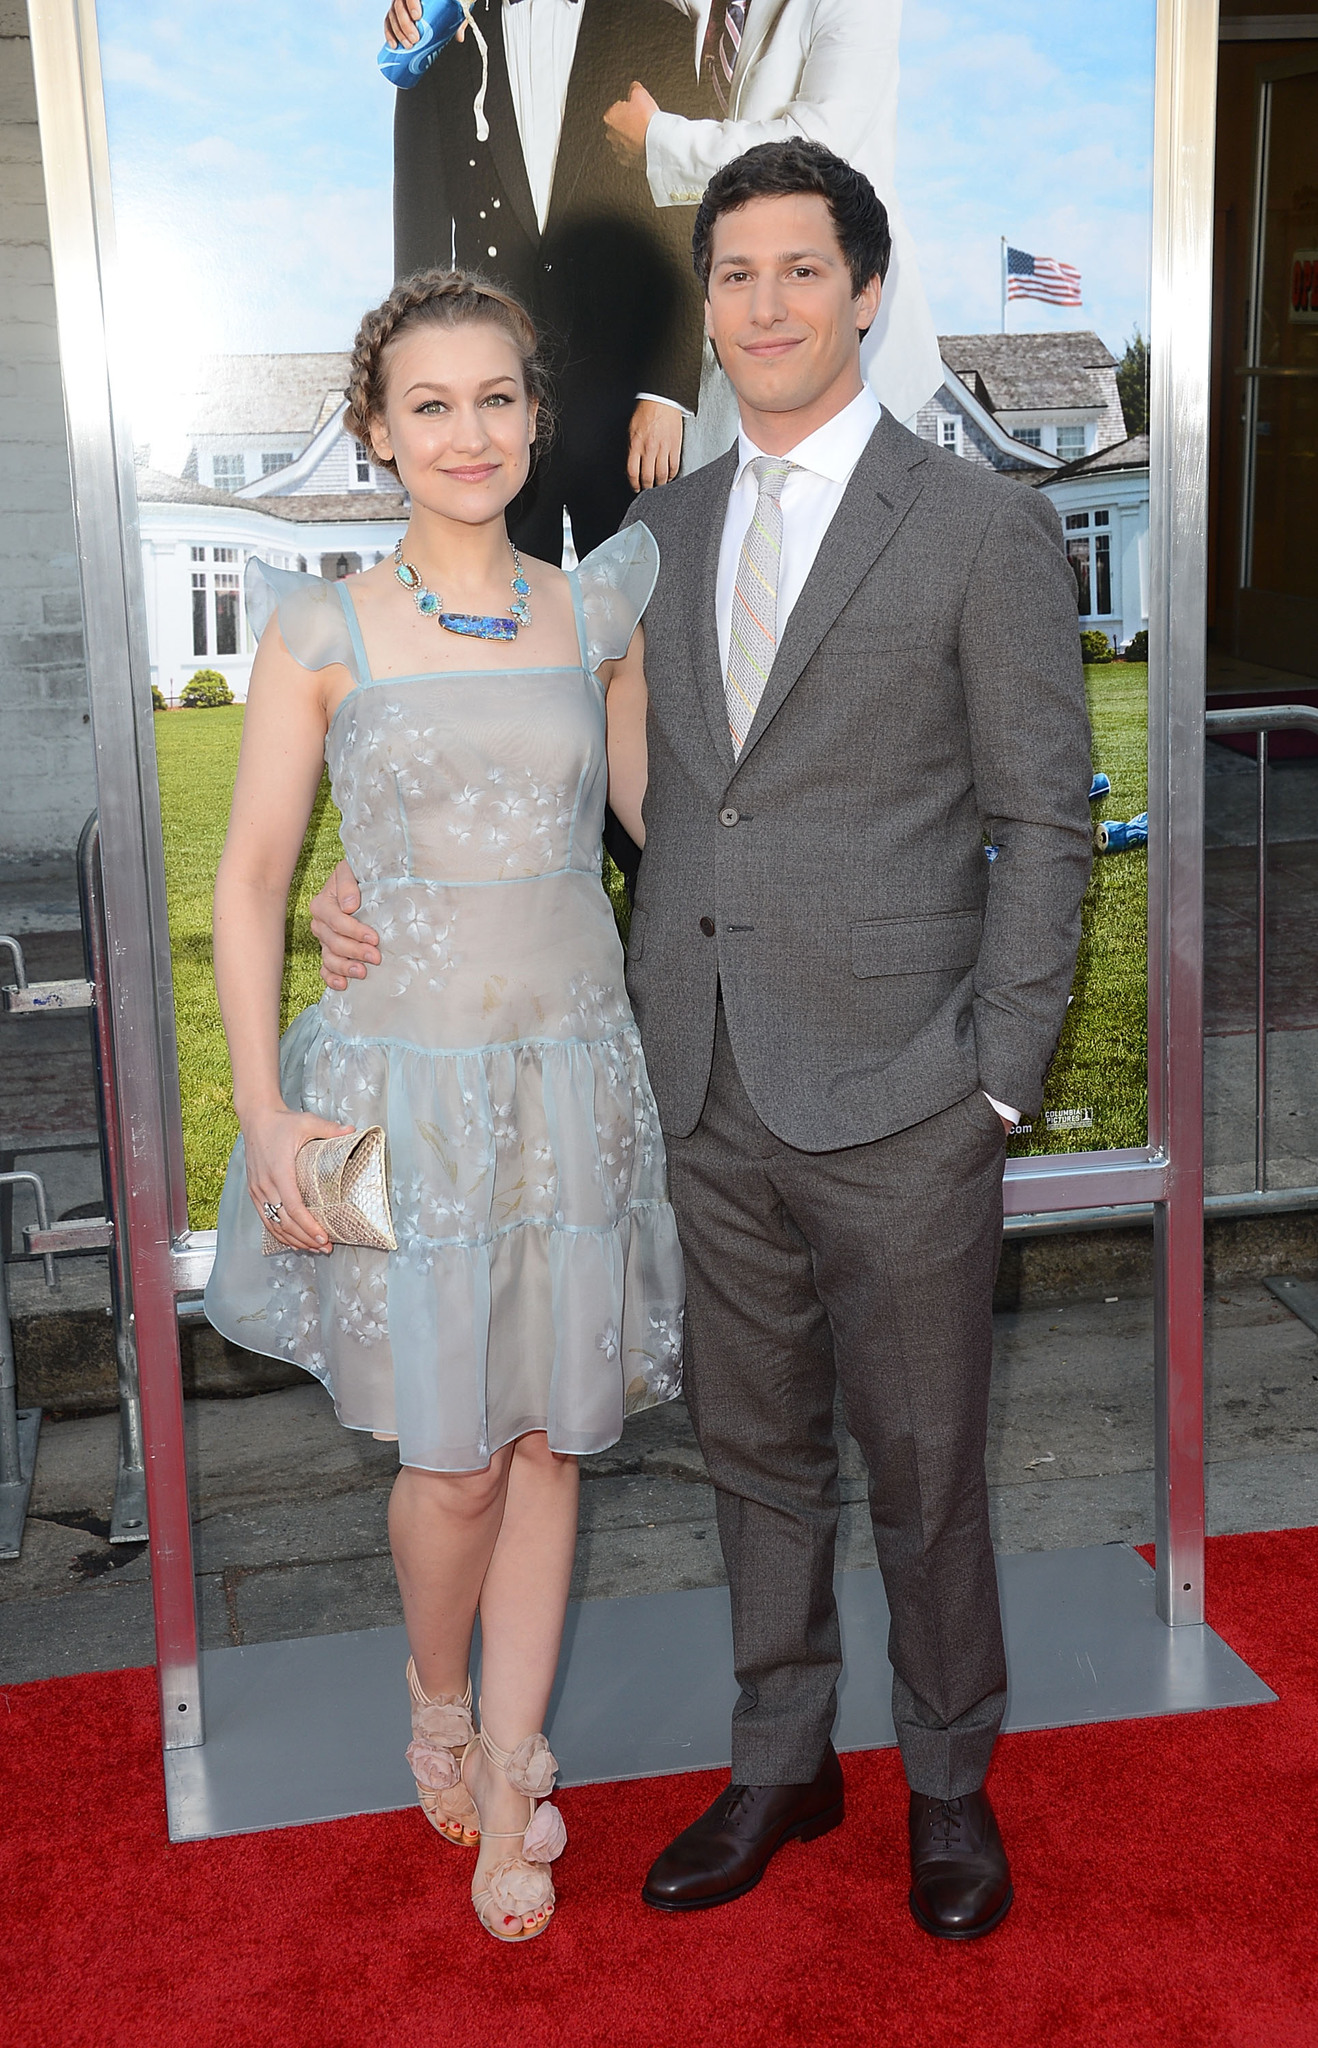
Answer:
[
  {"left": 163, "top": 1542, "right": 1275, "bottom": 1843},
  {"left": 0, "top": 1408, "right": 41, "bottom": 1560},
  {"left": 1266, "top": 1274, "right": 1318, "bottom": 1338}
]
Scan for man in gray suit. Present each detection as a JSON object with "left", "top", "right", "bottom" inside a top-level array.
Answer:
[{"left": 310, "top": 140, "right": 1091, "bottom": 1938}]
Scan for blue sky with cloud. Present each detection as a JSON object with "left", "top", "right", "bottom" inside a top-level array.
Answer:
[
  {"left": 98, "top": 0, "right": 1153, "bottom": 459},
  {"left": 897, "top": 0, "right": 1155, "bottom": 350}
]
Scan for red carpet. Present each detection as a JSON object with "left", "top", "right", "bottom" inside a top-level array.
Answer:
[{"left": 3, "top": 1529, "right": 1316, "bottom": 2048}]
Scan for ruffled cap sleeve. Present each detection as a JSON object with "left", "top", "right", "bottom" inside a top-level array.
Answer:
[
  {"left": 244, "top": 559, "right": 364, "bottom": 682},
  {"left": 574, "top": 523, "right": 660, "bottom": 673}
]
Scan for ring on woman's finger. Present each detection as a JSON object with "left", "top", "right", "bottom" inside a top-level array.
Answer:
[{"left": 262, "top": 1199, "right": 282, "bottom": 1222}]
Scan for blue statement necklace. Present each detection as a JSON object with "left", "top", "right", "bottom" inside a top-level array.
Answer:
[{"left": 393, "top": 538, "right": 531, "bottom": 641}]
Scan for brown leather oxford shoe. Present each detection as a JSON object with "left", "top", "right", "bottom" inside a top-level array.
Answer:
[
  {"left": 908, "top": 1788, "right": 1013, "bottom": 1939},
  {"left": 641, "top": 1744, "right": 845, "bottom": 1911}
]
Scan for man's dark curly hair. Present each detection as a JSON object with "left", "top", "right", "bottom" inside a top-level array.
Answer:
[{"left": 692, "top": 139, "right": 891, "bottom": 300}]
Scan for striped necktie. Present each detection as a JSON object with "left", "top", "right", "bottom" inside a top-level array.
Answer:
[
  {"left": 701, "top": 0, "right": 749, "bottom": 112},
  {"left": 725, "top": 456, "right": 796, "bottom": 756}
]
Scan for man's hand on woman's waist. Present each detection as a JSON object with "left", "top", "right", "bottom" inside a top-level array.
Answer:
[{"left": 309, "top": 860, "right": 378, "bottom": 992}]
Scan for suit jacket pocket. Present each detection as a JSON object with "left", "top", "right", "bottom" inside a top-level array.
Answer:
[
  {"left": 627, "top": 905, "right": 648, "bottom": 963},
  {"left": 960, "top": 1086, "right": 1010, "bottom": 1139},
  {"left": 850, "top": 910, "right": 982, "bottom": 978}
]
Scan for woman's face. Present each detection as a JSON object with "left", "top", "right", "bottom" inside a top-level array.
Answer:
[{"left": 371, "top": 318, "right": 537, "bottom": 522}]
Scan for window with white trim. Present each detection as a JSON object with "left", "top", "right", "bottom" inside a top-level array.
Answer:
[
  {"left": 214, "top": 572, "right": 240, "bottom": 656},
  {"left": 1064, "top": 511, "right": 1114, "bottom": 616},
  {"left": 353, "top": 440, "right": 373, "bottom": 485},
  {"left": 938, "top": 415, "right": 962, "bottom": 456},
  {"left": 1015, "top": 426, "right": 1043, "bottom": 448},
  {"left": 212, "top": 454, "right": 245, "bottom": 491},
  {"left": 1056, "top": 424, "right": 1087, "bottom": 461}
]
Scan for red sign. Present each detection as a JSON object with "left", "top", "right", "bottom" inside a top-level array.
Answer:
[{"left": 1290, "top": 250, "right": 1318, "bottom": 324}]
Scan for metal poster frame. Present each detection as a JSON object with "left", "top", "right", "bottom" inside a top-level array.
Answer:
[{"left": 27, "top": 0, "right": 1217, "bottom": 1765}]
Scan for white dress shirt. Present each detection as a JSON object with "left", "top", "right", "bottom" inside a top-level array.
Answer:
[
  {"left": 715, "top": 382, "right": 1018, "bottom": 1125},
  {"left": 715, "top": 383, "right": 881, "bottom": 681},
  {"left": 501, "top": 0, "right": 582, "bottom": 235}
]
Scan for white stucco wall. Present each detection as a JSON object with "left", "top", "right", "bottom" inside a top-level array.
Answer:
[{"left": 0, "top": 2, "right": 97, "bottom": 865}]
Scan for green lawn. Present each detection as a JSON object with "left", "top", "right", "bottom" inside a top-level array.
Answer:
[
  {"left": 154, "top": 707, "right": 344, "bottom": 1227},
  {"left": 157, "top": 664, "right": 1148, "bottom": 1223},
  {"left": 1007, "top": 662, "right": 1149, "bottom": 1158}
]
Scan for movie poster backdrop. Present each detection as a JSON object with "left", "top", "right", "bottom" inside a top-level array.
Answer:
[{"left": 94, "top": 0, "right": 1156, "bottom": 1223}]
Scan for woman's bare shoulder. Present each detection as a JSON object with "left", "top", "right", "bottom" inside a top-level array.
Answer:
[
  {"left": 345, "top": 558, "right": 396, "bottom": 608},
  {"left": 522, "top": 554, "right": 569, "bottom": 592}
]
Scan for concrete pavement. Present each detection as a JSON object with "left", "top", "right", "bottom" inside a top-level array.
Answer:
[{"left": 3, "top": 1281, "right": 1314, "bottom": 1686}]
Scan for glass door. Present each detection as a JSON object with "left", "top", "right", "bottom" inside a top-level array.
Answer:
[{"left": 1239, "top": 59, "right": 1318, "bottom": 677}]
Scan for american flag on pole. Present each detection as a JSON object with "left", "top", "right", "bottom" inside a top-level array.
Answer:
[{"left": 1006, "top": 246, "right": 1082, "bottom": 306}]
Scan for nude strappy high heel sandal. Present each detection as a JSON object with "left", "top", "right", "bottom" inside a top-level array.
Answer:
[
  {"left": 462, "top": 1720, "right": 567, "bottom": 1942},
  {"left": 404, "top": 1659, "right": 480, "bottom": 1847}
]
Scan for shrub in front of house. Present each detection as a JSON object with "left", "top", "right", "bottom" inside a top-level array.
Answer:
[
  {"left": 181, "top": 670, "right": 234, "bottom": 708},
  {"left": 1080, "top": 630, "right": 1113, "bottom": 665},
  {"left": 1123, "top": 629, "right": 1148, "bottom": 663},
  {"left": 151, "top": 683, "right": 166, "bottom": 710}
]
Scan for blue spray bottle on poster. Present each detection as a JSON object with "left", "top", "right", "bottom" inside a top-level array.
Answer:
[{"left": 378, "top": 1, "right": 491, "bottom": 138}]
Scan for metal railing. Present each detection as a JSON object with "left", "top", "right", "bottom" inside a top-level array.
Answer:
[
  {"left": 994, "top": 703, "right": 1318, "bottom": 1240},
  {"left": 1204, "top": 703, "right": 1318, "bottom": 1199},
  {"left": 0, "top": 818, "right": 146, "bottom": 1550},
  {"left": 75, "top": 815, "right": 148, "bottom": 1542},
  {"left": 0, "top": 1171, "right": 53, "bottom": 1559}
]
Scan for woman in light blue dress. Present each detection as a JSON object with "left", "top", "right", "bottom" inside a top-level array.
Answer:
[{"left": 205, "top": 270, "right": 682, "bottom": 1943}]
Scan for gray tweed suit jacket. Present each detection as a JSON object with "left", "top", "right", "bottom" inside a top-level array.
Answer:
[{"left": 621, "top": 409, "right": 1094, "bottom": 1151}]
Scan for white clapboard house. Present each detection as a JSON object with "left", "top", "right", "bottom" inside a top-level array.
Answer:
[
  {"left": 136, "top": 354, "right": 407, "bottom": 703},
  {"left": 917, "top": 332, "right": 1148, "bottom": 653},
  {"left": 137, "top": 333, "right": 1150, "bottom": 705}
]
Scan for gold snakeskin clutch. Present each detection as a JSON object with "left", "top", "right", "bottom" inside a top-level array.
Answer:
[{"left": 261, "top": 1125, "right": 397, "bottom": 1255}]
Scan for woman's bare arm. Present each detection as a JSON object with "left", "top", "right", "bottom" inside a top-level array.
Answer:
[
  {"left": 213, "top": 627, "right": 353, "bottom": 1249},
  {"left": 603, "top": 622, "right": 648, "bottom": 850}
]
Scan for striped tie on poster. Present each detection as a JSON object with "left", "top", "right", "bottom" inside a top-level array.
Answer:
[
  {"left": 1006, "top": 246, "right": 1082, "bottom": 306},
  {"left": 702, "top": 0, "right": 749, "bottom": 112}
]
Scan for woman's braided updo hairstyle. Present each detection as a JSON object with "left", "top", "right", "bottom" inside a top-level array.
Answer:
[{"left": 344, "top": 269, "right": 554, "bottom": 480}]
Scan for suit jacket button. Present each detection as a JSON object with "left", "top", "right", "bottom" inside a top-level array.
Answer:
[
  {"left": 699, "top": 916, "right": 715, "bottom": 937},
  {"left": 719, "top": 807, "right": 739, "bottom": 827}
]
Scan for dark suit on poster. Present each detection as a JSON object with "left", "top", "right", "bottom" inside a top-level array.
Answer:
[
  {"left": 394, "top": 0, "right": 708, "bottom": 559},
  {"left": 621, "top": 414, "right": 1093, "bottom": 1794}
]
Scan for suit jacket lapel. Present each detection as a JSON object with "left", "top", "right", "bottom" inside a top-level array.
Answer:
[
  {"left": 547, "top": 0, "right": 609, "bottom": 221},
  {"left": 479, "top": 1, "right": 539, "bottom": 247},
  {"left": 735, "top": 413, "right": 928, "bottom": 766},
  {"left": 684, "top": 447, "right": 740, "bottom": 778},
  {"left": 733, "top": 0, "right": 786, "bottom": 93}
]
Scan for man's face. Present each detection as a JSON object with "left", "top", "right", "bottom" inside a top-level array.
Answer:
[{"left": 704, "top": 193, "right": 880, "bottom": 426}]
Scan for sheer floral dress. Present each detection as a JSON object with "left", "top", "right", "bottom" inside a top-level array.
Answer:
[{"left": 204, "top": 525, "right": 683, "bottom": 1472}]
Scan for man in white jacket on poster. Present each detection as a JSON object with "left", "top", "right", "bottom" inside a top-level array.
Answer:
[{"left": 604, "top": 0, "right": 943, "bottom": 465}]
